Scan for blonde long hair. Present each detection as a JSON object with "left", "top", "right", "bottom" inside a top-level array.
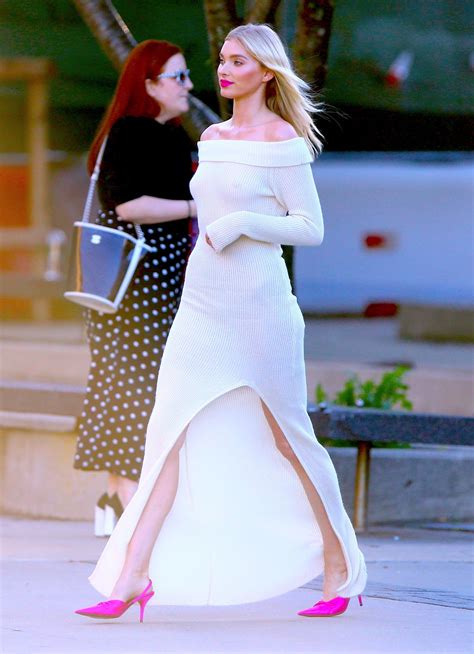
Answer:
[{"left": 225, "top": 24, "right": 324, "bottom": 156}]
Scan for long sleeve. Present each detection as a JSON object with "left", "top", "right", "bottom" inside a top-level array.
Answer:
[{"left": 205, "top": 163, "right": 324, "bottom": 253}]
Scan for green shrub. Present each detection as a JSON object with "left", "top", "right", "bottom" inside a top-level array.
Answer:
[
  {"left": 316, "top": 366, "right": 413, "bottom": 410},
  {"left": 316, "top": 366, "right": 413, "bottom": 448}
]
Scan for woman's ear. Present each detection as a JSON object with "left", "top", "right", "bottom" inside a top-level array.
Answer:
[
  {"left": 144, "top": 78, "right": 154, "bottom": 97},
  {"left": 262, "top": 70, "right": 274, "bottom": 83}
]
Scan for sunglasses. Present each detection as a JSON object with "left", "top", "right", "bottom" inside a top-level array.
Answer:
[{"left": 156, "top": 68, "right": 191, "bottom": 86}]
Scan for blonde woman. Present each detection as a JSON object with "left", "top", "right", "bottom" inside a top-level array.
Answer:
[{"left": 76, "top": 23, "right": 367, "bottom": 621}]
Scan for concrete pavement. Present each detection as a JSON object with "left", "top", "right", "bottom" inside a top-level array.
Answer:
[{"left": 1, "top": 517, "right": 472, "bottom": 654}]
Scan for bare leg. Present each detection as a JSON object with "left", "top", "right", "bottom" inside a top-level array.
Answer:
[
  {"left": 107, "top": 473, "right": 119, "bottom": 496},
  {"left": 109, "top": 431, "right": 187, "bottom": 601},
  {"left": 116, "top": 477, "right": 138, "bottom": 508},
  {"left": 107, "top": 473, "right": 137, "bottom": 508},
  {"left": 261, "top": 402, "right": 347, "bottom": 601}
]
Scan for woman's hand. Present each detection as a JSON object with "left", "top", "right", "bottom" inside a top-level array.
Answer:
[
  {"left": 116, "top": 197, "right": 169, "bottom": 224},
  {"left": 205, "top": 233, "right": 215, "bottom": 250}
]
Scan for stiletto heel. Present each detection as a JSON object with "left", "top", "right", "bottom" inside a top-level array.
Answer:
[
  {"left": 75, "top": 580, "right": 154, "bottom": 621},
  {"left": 138, "top": 592, "right": 154, "bottom": 623},
  {"left": 298, "top": 594, "right": 363, "bottom": 617}
]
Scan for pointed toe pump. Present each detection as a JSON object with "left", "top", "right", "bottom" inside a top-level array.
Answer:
[
  {"left": 298, "top": 594, "right": 363, "bottom": 618},
  {"left": 75, "top": 580, "right": 154, "bottom": 623}
]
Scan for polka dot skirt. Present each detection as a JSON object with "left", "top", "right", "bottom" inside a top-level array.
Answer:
[{"left": 74, "top": 210, "right": 191, "bottom": 481}]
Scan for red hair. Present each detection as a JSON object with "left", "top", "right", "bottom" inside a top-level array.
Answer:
[{"left": 88, "top": 39, "right": 182, "bottom": 173}]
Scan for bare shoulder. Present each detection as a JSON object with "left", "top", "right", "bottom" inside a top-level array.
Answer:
[
  {"left": 200, "top": 124, "right": 218, "bottom": 141},
  {"left": 200, "top": 122, "right": 229, "bottom": 141},
  {"left": 264, "top": 120, "right": 299, "bottom": 142}
]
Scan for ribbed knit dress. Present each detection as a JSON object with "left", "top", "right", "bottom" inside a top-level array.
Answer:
[{"left": 89, "top": 137, "right": 367, "bottom": 605}]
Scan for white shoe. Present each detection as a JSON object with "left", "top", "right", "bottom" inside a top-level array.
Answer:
[{"left": 94, "top": 492, "right": 109, "bottom": 537}]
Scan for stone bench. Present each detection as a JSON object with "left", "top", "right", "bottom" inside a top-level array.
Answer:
[{"left": 309, "top": 404, "right": 474, "bottom": 530}]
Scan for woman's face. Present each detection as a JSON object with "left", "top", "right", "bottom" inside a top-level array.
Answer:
[
  {"left": 146, "top": 52, "right": 193, "bottom": 121},
  {"left": 217, "top": 38, "right": 272, "bottom": 100}
]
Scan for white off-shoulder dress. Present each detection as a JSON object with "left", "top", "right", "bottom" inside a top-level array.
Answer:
[{"left": 89, "top": 138, "right": 367, "bottom": 606}]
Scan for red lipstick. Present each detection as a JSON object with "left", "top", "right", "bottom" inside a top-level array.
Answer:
[{"left": 220, "top": 80, "right": 234, "bottom": 88}]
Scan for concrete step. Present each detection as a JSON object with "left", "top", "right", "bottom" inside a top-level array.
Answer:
[
  {"left": 0, "top": 381, "right": 84, "bottom": 415},
  {"left": 399, "top": 303, "right": 474, "bottom": 343},
  {"left": 1, "top": 340, "right": 473, "bottom": 415}
]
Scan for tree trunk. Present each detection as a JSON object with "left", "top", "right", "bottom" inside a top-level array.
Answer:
[
  {"left": 245, "top": 0, "right": 281, "bottom": 25},
  {"left": 244, "top": 0, "right": 281, "bottom": 25},
  {"left": 72, "top": 0, "right": 137, "bottom": 71},
  {"left": 72, "top": 0, "right": 219, "bottom": 141},
  {"left": 293, "top": 0, "right": 335, "bottom": 91},
  {"left": 202, "top": 0, "right": 238, "bottom": 118},
  {"left": 285, "top": 1, "right": 335, "bottom": 284}
]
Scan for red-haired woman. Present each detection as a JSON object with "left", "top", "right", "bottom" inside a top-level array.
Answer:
[{"left": 73, "top": 40, "right": 196, "bottom": 536}]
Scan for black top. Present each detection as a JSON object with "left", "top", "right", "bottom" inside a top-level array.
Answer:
[{"left": 98, "top": 115, "right": 194, "bottom": 234}]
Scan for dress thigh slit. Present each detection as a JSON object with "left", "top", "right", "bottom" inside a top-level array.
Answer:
[{"left": 89, "top": 384, "right": 327, "bottom": 605}]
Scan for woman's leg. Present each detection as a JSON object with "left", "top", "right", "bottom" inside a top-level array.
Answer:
[
  {"left": 261, "top": 402, "right": 347, "bottom": 601},
  {"left": 106, "top": 473, "right": 137, "bottom": 508},
  {"left": 116, "top": 477, "right": 138, "bottom": 508},
  {"left": 107, "top": 473, "right": 119, "bottom": 497},
  {"left": 108, "top": 431, "right": 187, "bottom": 601}
]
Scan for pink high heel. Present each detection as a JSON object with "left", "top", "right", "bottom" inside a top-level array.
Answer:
[
  {"left": 75, "top": 580, "right": 154, "bottom": 623},
  {"left": 298, "top": 594, "right": 363, "bottom": 617}
]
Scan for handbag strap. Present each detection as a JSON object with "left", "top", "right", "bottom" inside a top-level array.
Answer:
[{"left": 81, "top": 136, "right": 144, "bottom": 241}]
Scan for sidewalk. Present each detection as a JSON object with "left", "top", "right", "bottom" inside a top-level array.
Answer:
[{"left": 1, "top": 517, "right": 472, "bottom": 654}]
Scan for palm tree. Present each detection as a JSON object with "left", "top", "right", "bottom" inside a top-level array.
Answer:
[{"left": 72, "top": 0, "right": 137, "bottom": 70}]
